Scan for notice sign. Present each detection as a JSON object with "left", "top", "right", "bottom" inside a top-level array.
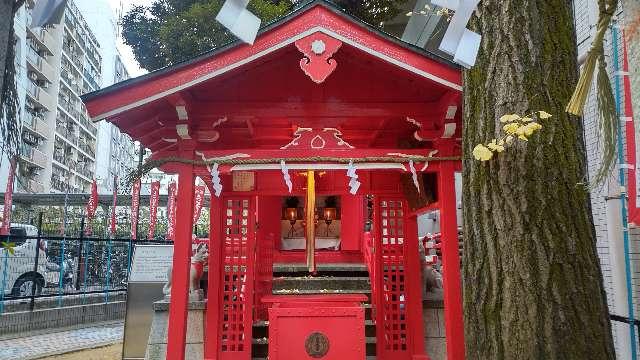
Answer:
[
  {"left": 233, "top": 171, "right": 255, "bottom": 191},
  {"left": 129, "top": 245, "right": 174, "bottom": 283}
]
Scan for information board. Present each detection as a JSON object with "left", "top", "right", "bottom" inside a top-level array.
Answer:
[
  {"left": 233, "top": 171, "right": 256, "bottom": 191},
  {"left": 129, "top": 245, "right": 174, "bottom": 283}
]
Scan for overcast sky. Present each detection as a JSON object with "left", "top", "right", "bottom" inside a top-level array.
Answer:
[{"left": 107, "top": 0, "right": 155, "bottom": 77}]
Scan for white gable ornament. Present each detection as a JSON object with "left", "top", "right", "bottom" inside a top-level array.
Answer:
[
  {"left": 432, "top": 0, "right": 482, "bottom": 68},
  {"left": 216, "top": 0, "right": 261, "bottom": 45},
  {"left": 280, "top": 128, "right": 354, "bottom": 150}
]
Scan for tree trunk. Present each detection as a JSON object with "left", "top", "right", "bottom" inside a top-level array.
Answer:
[
  {"left": 462, "top": 1, "right": 616, "bottom": 359},
  {"left": 0, "top": 0, "right": 15, "bottom": 100}
]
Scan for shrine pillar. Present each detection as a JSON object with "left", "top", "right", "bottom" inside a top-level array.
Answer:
[
  {"left": 437, "top": 158, "right": 464, "bottom": 360},
  {"left": 166, "top": 147, "right": 196, "bottom": 360},
  {"left": 404, "top": 210, "right": 428, "bottom": 360},
  {"left": 205, "top": 195, "right": 223, "bottom": 359}
]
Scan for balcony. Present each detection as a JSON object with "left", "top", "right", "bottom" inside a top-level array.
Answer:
[
  {"left": 56, "top": 127, "right": 78, "bottom": 145},
  {"left": 26, "top": 81, "right": 54, "bottom": 111},
  {"left": 77, "top": 166, "right": 93, "bottom": 180},
  {"left": 60, "top": 69, "right": 83, "bottom": 95},
  {"left": 51, "top": 175, "right": 66, "bottom": 192},
  {"left": 83, "top": 69, "right": 101, "bottom": 91},
  {"left": 28, "top": 179, "right": 45, "bottom": 193},
  {"left": 58, "top": 97, "right": 84, "bottom": 123},
  {"left": 26, "top": 48, "right": 54, "bottom": 82},
  {"left": 19, "top": 145, "right": 47, "bottom": 169},
  {"left": 24, "top": 112, "right": 49, "bottom": 139},
  {"left": 78, "top": 141, "right": 95, "bottom": 159},
  {"left": 26, "top": 27, "right": 54, "bottom": 55},
  {"left": 53, "top": 151, "right": 67, "bottom": 165}
]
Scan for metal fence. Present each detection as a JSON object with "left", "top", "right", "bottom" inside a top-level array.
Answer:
[{"left": 0, "top": 212, "right": 172, "bottom": 313}]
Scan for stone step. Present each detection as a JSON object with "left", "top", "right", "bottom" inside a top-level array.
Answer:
[
  {"left": 272, "top": 276, "right": 371, "bottom": 291},
  {"left": 272, "top": 288, "right": 371, "bottom": 295},
  {"left": 273, "top": 262, "right": 368, "bottom": 275}
]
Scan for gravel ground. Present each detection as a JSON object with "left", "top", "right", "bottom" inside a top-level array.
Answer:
[{"left": 36, "top": 343, "right": 123, "bottom": 360}]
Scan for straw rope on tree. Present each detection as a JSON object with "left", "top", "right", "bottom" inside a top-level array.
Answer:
[
  {"left": 125, "top": 155, "right": 460, "bottom": 185},
  {"left": 566, "top": 0, "right": 619, "bottom": 185}
]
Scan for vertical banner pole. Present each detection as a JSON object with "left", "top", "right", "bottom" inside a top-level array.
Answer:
[
  {"left": 0, "top": 158, "right": 16, "bottom": 235},
  {"left": 148, "top": 181, "right": 160, "bottom": 240}
]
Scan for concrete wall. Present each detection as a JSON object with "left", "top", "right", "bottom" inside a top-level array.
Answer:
[{"left": 0, "top": 301, "right": 125, "bottom": 336}]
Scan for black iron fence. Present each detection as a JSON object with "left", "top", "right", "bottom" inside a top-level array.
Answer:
[{"left": 0, "top": 212, "right": 173, "bottom": 313}]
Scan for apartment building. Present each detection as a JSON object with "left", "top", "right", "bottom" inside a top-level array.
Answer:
[
  {"left": 7, "top": 0, "right": 136, "bottom": 195},
  {"left": 76, "top": 0, "right": 137, "bottom": 193}
]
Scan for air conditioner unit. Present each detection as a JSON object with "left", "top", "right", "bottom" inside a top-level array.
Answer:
[{"left": 28, "top": 71, "right": 38, "bottom": 81}]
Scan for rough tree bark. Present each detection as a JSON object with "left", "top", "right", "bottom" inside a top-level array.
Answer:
[
  {"left": 0, "top": 0, "right": 15, "bottom": 99},
  {"left": 462, "top": 1, "right": 615, "bottom": 359}
]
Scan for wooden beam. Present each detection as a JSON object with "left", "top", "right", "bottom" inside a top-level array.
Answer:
[{"left": 191, "top": 101, "right": 440, "bottom": 118}]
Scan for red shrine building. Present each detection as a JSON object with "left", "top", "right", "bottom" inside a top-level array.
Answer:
[{"left": 82, "top": 2, "right": 464, "bottom": 359}]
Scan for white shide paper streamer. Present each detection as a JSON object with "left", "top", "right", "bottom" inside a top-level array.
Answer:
[
  {"left": 409, "top": 160, "right": 420, "bottom": 193},
  {"left": 347, "top": 161, "right": 361, "bottom": 195},
  {"left": 211, "top": 163, "right": 223, "bottom": 197},
  {"left": 281, "top": 160, "right": 293, "bottom": 193}
]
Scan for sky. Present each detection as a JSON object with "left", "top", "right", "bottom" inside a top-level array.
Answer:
[{"left": 107, "top": 0, "right": 155, "bottom": 77}]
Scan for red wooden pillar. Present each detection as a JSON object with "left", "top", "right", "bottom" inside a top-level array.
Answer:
[
  {"left": 205, "top": 195, "right": 223, "bottom": 359},
  {"left": 404, "top": 210, "right": 428, "bottom": 360},
  {"left": 437, "top": 160, "right": 465, "bottom": 360},
  {"left": 166, "top": 147, "right": 196, "bottom": 360}
]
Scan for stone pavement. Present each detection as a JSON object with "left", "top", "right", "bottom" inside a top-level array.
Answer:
[{"left": 0, "top": 322, "right": 123, "bottom": 360}]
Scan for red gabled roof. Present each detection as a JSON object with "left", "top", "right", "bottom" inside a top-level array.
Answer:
[{"left": 82, "top": 1, "right": 461, "bottom": 122}]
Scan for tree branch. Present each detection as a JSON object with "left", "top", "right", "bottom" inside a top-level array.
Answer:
[{"left": 13, "top": 0, "right": 25, "bottom": 13}]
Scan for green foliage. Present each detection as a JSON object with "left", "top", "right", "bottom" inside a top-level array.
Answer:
[
  {"left": 122, "top": 0, "right": 291, "bottom": 71},
  {"left": 331, "top": 0, "right": 408, "bottom": 27},
  {"left": 1, "top": 241, "right": 15, "bottom": 255},
  {"left": 121, "top": 0, "right": 409, "bottom": 72}
]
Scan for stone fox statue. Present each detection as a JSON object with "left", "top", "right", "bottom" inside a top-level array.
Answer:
[{"left": 163, "top": 243, "right": 209, "bottom": 300}]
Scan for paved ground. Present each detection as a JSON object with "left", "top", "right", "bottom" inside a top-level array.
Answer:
[
  {"left": 0, "top": 322, "right": 123, "bottom": 360},
  {"left": 38, "top": 343, "right": 122, "bottom": 360}
]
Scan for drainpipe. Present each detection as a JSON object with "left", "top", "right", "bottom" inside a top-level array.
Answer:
[{"left": 609, "top": 23, "right": 638, "bottom": 359}]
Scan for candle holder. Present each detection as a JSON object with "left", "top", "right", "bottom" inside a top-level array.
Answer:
[
  {"left": 323, "top": 207, "right": 336, "bottom": 236},
  {"left": 286, "top": 207, "right": 298, "bottom": 237}
]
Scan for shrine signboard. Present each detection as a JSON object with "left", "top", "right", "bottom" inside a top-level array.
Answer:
[{"left": 123, "top": 245, "right": 174, "bottom": 360}]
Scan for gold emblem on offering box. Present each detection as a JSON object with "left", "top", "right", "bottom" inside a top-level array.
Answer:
[{"left": 305, "top": 332, "right": 329, "bottom": 358}]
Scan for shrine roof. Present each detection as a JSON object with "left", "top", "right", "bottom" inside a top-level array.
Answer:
[
  {"left": 80, "top": 0, "right": 463, "bottom": 157},
  {"left": 81, "top": 0, "right": 459, "bottom": 112}
]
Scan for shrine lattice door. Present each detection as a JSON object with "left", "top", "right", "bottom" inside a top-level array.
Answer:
[
  {"left": 373, "top": 197, "right": 412, "bottom": 360},
  {"left": 220, "top": 197, "right": 256, "bottom": 360}
]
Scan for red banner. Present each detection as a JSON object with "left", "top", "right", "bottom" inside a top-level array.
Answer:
[
  {"left": 148, "top": 181, "right": 160, "bottom": 240},
  {"left": 192, "top": 185, "right": 206, "bottom": 225},
  {"left": 109, "top": 176, "right": 118, "bottom": 236},
  {"left": 131, "top": 180, "right": 141, "bottom": 239},
  {"left": 85, "top": 179, "right": 98, "bottom": 235},
  {"left": 166, "top": 182, "right": 177, "bottom": 240},
  {"left": 0, "top": 159, "right": 16, "bottom": 235}
]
